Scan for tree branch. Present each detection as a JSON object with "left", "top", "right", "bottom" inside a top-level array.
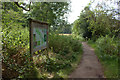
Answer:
[{"left": 14, "top": 2, "right": 31, "bottom": 11}]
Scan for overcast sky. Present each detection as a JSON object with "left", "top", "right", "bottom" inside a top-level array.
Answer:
[{"left": 67, "top": 0, "right": 91, "bottom": 24}]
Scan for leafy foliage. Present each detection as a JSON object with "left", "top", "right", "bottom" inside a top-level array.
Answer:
[
  {"left": 72, "top": 7, "right": 93, "bottom": 40},
  {"left": 49, "top": 33, "right": 82, "bottom": 54},
  {"left": 84, "top": 1, "right": 119, "bottom": 78},
  {"left": 2, "top": 2, "right": 82, "bottom": 79},
  {"left": 29, "top": 2, "right": 70, "bottom": 31},
  {"left": 73, "top": 1, "right": 120, "bottom": 41},
  {"left": 33, "top": 34, "right": 83, "bottom": 78},
  {"left": 96, "top": 35, "right": 118, "bottom": 56},
  {"left": 2, "top": 3, "right": 32, "bottom": 78},
  {"left": 58, "top": 21, "right": 72, "bottom": 34}
]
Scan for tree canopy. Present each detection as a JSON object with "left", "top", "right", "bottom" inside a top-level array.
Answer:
[
  {"left": 72, "top": 1, "right": 120, "bottom": 40},
  {"left": 28, "top": 2, "right": 71, "bottom": 31}
]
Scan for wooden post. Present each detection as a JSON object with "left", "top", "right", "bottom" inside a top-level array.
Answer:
[{"left": 28, "top": 18, "right": 34, "bottom": 65}]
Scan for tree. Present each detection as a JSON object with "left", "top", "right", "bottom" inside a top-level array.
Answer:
[
  {"left": 72, "top": 6, "right": 93, "bottom": 39},
  {"left": 73, "top": 0, "right": 120, "bottom": 41},
  {"left": 88, "top": 1, "right": 120, "bottom": 40},
  {"left": 28, "top": 2, "right": 71, "bottom": 31},
  {"left": 14, "top": 2, "right": 31, "bottom": 11},
  {"left": 58, "top": 20, "right": 72, "bottom": 34}
]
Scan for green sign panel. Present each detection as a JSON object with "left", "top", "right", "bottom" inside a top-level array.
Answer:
[{"left": 30, "top": 19, "right": 48, "bottom": 54}]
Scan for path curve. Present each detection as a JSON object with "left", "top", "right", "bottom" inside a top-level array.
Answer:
[{"left": 69, "top": 42, "right": 104, "bottom": 78}]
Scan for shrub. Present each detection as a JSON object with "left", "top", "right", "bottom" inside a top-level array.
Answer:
[
  {"left": 44, "top": 33, "right": 83, "bottom": 77},
  {"left": 2, "top": 13, "right": 31, "bottom": 78},
  {"left": 72, "top": 33, "right": 85, "bottom": 41},
  {"left": 96, "top": 35, "right": 118, "bottom": 56},
  {"left": 48, "top": 33, "right": 82, "bottom": 55}
]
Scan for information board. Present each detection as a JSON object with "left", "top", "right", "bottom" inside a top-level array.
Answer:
[{"left": 29, "top": 19, "right": 48, "bottom": 54}]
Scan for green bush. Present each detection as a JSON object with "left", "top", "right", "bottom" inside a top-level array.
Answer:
[
  {"left": 72, "top": 33, "right": 85, "bottom": 41},
  {"left": 2, "top": 27, "right": 29, "bottom": 55},
  {"left": 48, "top": 33, "right": 82, "bottom": 55},
  {"left": 2, "top": 26, "right": 31, "bottom": 78},
  {"left": 2, "top": 9, "right": 31, "bottom": 78},
  {"left": 96, "top": 35, "right": 118, "bottom": 56},
  {"left": 37, "top": 33, "right": 83, "bottom": 78}
]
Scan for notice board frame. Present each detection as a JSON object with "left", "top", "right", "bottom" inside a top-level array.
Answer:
[{"left": 29, "top": 18, "right": 49, "bottom": 54}]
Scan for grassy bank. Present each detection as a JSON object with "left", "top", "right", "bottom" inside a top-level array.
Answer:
[{"left": 87, "top": 40, "right": 118, "bottom": 78}]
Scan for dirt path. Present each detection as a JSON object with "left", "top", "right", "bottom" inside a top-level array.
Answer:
[{"left": 69, "top": 42, "right": 104, "bottom": 78}]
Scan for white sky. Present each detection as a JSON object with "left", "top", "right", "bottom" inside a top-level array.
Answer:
[{"left": 68, "top": 0, "right": 91, "bottom": 24}]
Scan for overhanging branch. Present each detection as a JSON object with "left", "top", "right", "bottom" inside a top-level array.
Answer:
[{"left": 14, "top": 2, "right": 31, "bottom": 11}]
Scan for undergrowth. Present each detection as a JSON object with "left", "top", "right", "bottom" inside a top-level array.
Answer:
[{"left": 29, "top": 34, "right": 83, "bottom": 78}]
